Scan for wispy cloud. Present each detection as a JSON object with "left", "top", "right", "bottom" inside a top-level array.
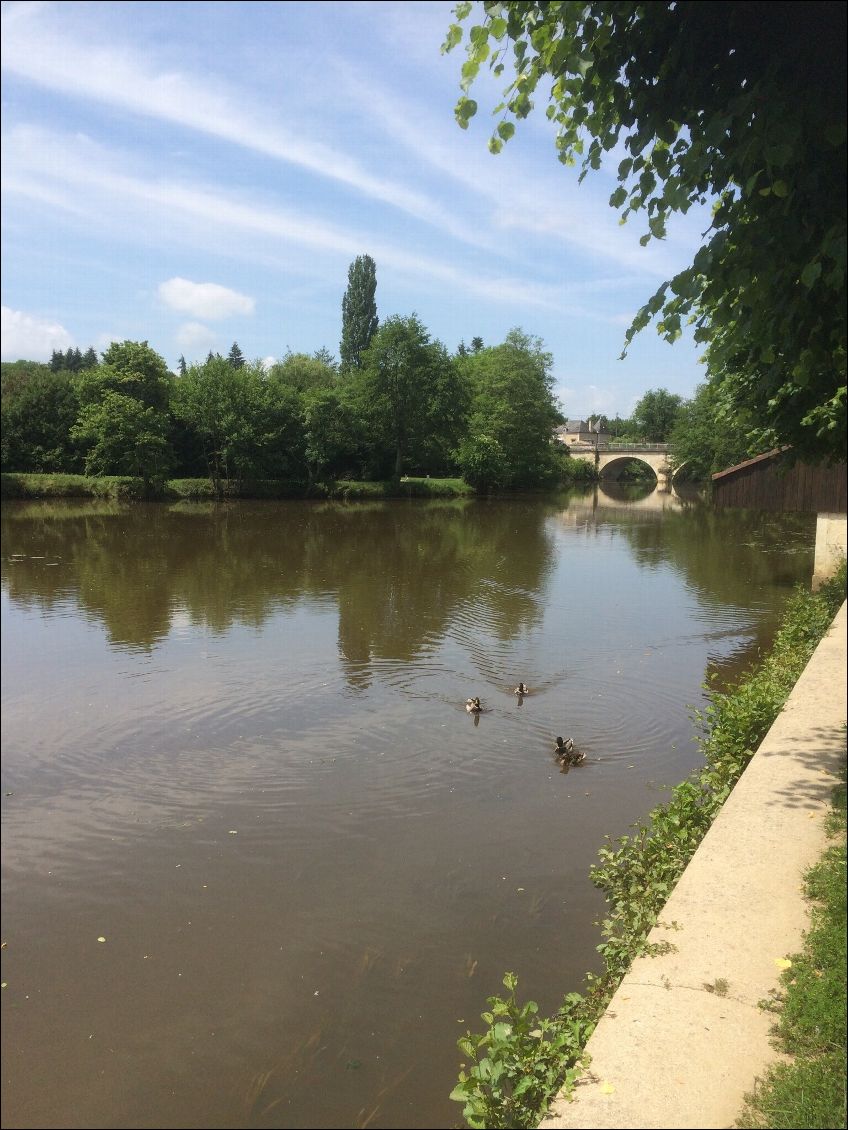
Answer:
[
  {"left": 2, "top": 127, "right": 629, "bottom": 323},
  {"left": 159, "top": 278, "right": 255, "bottom": 320},
  {"left": 0, "top": 1, "right": 487, "bottom": 249},
  {"left": 1, "top": 304, "right": 73, "bottom": 360}
]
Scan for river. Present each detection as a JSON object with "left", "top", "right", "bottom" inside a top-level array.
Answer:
[{"left": 0, "top": 486, "right": 816, "bottom": 1129}]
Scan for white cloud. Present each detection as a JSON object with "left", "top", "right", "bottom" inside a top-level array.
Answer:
[
  {"left": 159, "top": 277, "right": 255, "bottom": 320},
  {"left": 1, "top": 305, "right": 73, "bottom": 360},
  {"left": 261, "top": 356, "right": 276, "bottom": 371},
  {"left": 175, "top": 321, "right": 216, "bottom": 350}
]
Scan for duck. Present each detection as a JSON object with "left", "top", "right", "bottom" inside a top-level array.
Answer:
[
  {"left": 554, "top": 736, "right": 586, "bottom": 765},
  {"left": 514, "top": 682, "right": 529, "bottom": 696},
  {"left": 466, "top": 697, "right": 482, "bottom": 713}
]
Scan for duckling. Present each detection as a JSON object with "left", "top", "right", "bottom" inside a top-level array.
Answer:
[
  {"left": 554, "top": 736, "right": 586, "bottom": 766},
  {"left": 514, "top": 682, "right": 529, "bottom": 696},
  {"left": 553, "top": 736, "right": 573, "bottom": 759},
  {"left": 466, "top": 697, "right": 482, "bottom": 713}
]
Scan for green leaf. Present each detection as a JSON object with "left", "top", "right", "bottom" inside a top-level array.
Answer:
[
  {"left": 800, "top": 261, "right": 822, "bottom": 288},
  {"left": 609, "top": 186, "right": 628, "bottom": 208},
  {"left": 489, "top": 16, "right": 507, "bottom": 40},
  {"left": 772, "top": 180, "right": 789, "bottom": 198},
  {"left": 454, "top": 1, "right": 472, "bottom": 18},
  {"left": 497, "top": 121, "right": 516, "bottom": 142}
]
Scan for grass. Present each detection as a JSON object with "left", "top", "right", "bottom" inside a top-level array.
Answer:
[
  {"left": 738, "top": 768, "right": 847, "bottom": 1130},
  {"left": 1, "top": 472, "right": 476, "bottom": 501}
]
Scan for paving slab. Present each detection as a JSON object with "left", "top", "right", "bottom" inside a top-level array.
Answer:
[{"left": 541, "top": 601, "right": 847, "bottom": 1130}]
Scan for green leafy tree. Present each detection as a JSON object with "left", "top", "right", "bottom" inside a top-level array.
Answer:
[
  {"left": 1, "top": 366, "right": 80, "bottom": 472},
  {"left": 82, "top": 348, "right": 99, "bottom": 369},
  {"left": 71, "top": 391, "right": 171, "bottom": 482},
  {"left": 178, "top": 354, "right": 187, "bottom": 377},
  {"left": 669, "top": 382, "right": 758, "bottom": 479},
  {"left": 227, "top": 341, "right": 245, "bottom": 369},
  {"left": 302, "top": 388, "right": 361, "bottom": 484},
  {"left": 631, "top": 388, "right": 683, "bottom": 443},
  {"left": 455, "top": 432, "right": 508, "bottom": 492},
  {"left": 359, "top": 314, "right": 464, "bottom": 479},
  {"left": 269, "top": 351, "right": 336, "bottom": 394},
  {"left": 312, "top": 346, "right": 338, "bottom": 369},
  {"left": 461, "top": 329, "right": 561, "bottom": 487},
  {"left": 72, "top": 341, "right": 173, "bottom": 483},
  {"left": 444, "top": 2, "right": 846, "bottom": 461},
  {"left": 340, "top": 254, "right": 378, "bottom": 371},
  {"left": 470, "top": 336, "right": 483, "bottom": 353}
]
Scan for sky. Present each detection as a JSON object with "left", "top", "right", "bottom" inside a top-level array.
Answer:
[{"left": 1, "top": 0, "right": 711, "bottom": 418}]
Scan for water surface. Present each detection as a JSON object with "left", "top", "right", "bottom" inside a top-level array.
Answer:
[{"left": 1, "top": 487, "right": 816, "bottom": 1129}]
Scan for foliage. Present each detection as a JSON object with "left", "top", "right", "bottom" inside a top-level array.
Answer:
[
  {"left": 451, "top": 972, "right": 588, "bottom": 1129},
  {"left": 444, "top": 2, "right": 847, "bottom": 462},
  {"left": 669, "top": 381, "right": 759, "bottom": 479},
  {"left": 455, "top": 432, "right": 509, "bottom": 492},
  {"left": 340, "top": 254, "right": 379, "bottom": 371},
  {"left": 302, "top": 388, "right": 362, "bottom": 485},
  {"left": 738, "top": 771, "right": 846, "bottom": 1130},
  {"left": 227, "top": 341, "right": 245, "bottom": 369},
  {"left": 172, "top": 357, "right": 302, "bottom": 492},
  {"left": 76, "top": 340, "right": 170, "bottom": 411},
  {"left": 49, "top": 346, "right": 98, "bottom": 372},
  {"left": 71, "top": 341, "right": 173, "bottom": 483},
  {"left": 268, "top": 351, "right": 336, "bottom": 394},
  {"left": 0, "top": 473, "right": 153, "bottom": 500},
  {"left": 631, "top": 387, "right": 683, "bottom": 443},
  {"left": 71, "top": 391, "right": 171, "bottom": 483},
  {"left": 358, "top": 314, "right": 465, "bottom": 479},
  {"left": 1, "top": 366, "right": 81, "bottom": 473},
  {"left": 451, "top": 562, "right": 847, "bottom": 1127},
  {"left": 461, "top": 328, "right": 561, "bottom": 487}
]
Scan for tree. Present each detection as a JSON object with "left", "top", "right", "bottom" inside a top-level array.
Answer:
[
  {"left": 358, "top": 314, "right": 462, "bottom": 479},
  {"left": 470, "top": 336, "right": 483, "bottom": 353},
  {"left": 444, "top": 2, "right": 846, "bottom": 461},
  {"left": 72, "top": 391, "right": 171, "bottom": 482},
  {"left": 461, "top": 329, "right": 561, "bottom": 487},
  {"left": 82, "top": 348, "right": 99, "bottom": 369},
  {"left": 1, "top": 367, "right": 80, "bottom": 473},
  {"left": 269, "top": 351, "right": 336, "bottom": 394},
  {"left": 178, "top": 355, "right": 187, "bottom": 378},
  {"left": 669, "top": 382, "right": 758, "bottom": 479},
  {"left": 72, "top": 341, "right": 173, "bottom": 484},
  {"left": 227, "top": 341, "right": 245, "bottom": 369},
  {"left": 340, "top": 254, "right": 378, "bottom": 371},
  {"left": 631, "top": 388, "right": 683, "bottom": 443}
]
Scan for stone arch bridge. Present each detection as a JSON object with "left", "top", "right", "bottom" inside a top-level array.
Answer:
[{"left": 565, "top": 443, "right": 675, "bottom": 484}]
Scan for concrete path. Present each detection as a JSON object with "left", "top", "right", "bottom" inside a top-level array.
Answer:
[{"left": 540, "top": 601, "right": 847, "bottom": 1130}]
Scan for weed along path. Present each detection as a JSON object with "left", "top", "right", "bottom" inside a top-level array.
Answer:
[{"left": 540, "top": 601, "right": 847, "bottom": 1130}]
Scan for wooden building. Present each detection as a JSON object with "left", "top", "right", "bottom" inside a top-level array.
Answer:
[{"left": 711, "top": 448, "right": 846, "bottom": 514}]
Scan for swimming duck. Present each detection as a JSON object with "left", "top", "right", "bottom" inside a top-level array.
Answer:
[
  {"left": 554, "top": 736, "right": 585, "bottom": 765},
  {"left": 514, "top": 682, "right": 529, "bottom": 696},
  {"left": 466, "top": 697, "right": 482, "bottom": 713}
]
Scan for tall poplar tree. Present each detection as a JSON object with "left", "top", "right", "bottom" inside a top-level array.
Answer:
[{"left": 340, "top": 254, "right": 378, "bottom": 372}]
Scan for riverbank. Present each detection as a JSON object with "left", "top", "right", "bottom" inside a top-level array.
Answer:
[
  {"left": 0, "top": 472, "right": 476, "bottom": 501},
  {"left": 452, "top": 569, "right": 846, "bottom": 1129},
  {"left": 540, "top": 599, "right": 847, "bottom": 1130}
]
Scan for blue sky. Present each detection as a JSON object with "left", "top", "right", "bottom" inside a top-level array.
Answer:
[{"left": 1, "top": 0, "right": 710, "bottom": 418}]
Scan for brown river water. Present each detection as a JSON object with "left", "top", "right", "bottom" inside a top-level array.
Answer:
[{"left": 0, "top": 486, "right": 816, "bottom": 1129}]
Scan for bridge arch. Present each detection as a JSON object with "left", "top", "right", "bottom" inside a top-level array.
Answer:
[{"left": 597, "top": 455, "right": 658, "bottom": 482}]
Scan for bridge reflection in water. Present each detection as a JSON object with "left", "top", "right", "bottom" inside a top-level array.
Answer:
[{"left": 558, "top": 481, "right": 704, "bottom": 523}]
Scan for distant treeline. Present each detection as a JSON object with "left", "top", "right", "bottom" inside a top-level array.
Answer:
[{"left": 1, "top": 325, "right": 597, "bottom": 493}]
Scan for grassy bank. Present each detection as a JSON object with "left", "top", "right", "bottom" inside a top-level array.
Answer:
[
  {"left": 738, "top": 769, "right": 847, "bottom": 1130},
  {"left": 451, "top": 566, "right": 847, "bottom": 1129},
  {"left": 0, "top": 472, "right": 475, "bottom": 501}
]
